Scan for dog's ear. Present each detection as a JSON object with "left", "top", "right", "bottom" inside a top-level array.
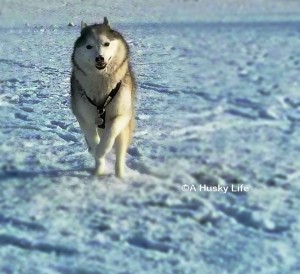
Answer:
[
  {"left": 103, "top": 17, "right": 109, "bottom": 26},
  {"left": 81, "top": 21, "right": 88, "bottom": 31}
]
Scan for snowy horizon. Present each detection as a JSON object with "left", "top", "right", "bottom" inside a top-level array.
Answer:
[{"left": 1, "top": 0, "right": 300, "bottom": 27}]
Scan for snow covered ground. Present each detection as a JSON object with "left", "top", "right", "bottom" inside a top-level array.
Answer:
[{"left": 1, "top": 1, "right": 300, "bottom": 273}]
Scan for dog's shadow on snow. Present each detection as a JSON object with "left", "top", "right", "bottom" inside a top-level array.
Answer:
[{"left": 0, "top": 167, "right": 96, "bottom": 181}]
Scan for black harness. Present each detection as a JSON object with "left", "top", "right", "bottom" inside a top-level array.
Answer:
[
  {"left": 72, "top": 58, "right": 122, "bottom": 129},
  {"left": 82, "top": 81, "right": 122, "bottom": 129}
]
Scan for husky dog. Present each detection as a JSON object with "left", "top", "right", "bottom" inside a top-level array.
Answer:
[{"left": 71, "top": 17, "right": 136, "bottom": 178}]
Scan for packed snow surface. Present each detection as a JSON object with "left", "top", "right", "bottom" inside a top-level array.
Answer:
[{"left": 1, "top": 1, "right": 300, "bottom": 273}]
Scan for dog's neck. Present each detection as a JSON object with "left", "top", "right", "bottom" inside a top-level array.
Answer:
[{"left": 73, "top": 57, "right": 128, "bottom": 105}]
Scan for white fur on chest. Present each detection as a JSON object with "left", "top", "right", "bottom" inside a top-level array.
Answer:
[{"left": 75, "top": 70, "right": 112, "bottom": 104}]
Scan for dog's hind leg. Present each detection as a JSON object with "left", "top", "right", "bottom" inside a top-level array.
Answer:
[{"left": 114, "top": 125, "right": 130, "bottom": 178}]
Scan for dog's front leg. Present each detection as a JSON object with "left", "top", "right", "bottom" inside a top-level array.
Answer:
[{"left": 94, "top": 115, "right": 130, "bottom": 176}]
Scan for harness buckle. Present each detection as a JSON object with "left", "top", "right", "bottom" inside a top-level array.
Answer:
[{"left": 97, "top": 108, "right": 105, "bottom": 115}]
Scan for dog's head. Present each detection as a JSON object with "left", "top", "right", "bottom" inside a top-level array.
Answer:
[{"left": 72, "top": 17, "right": 128, "bottom": 74}]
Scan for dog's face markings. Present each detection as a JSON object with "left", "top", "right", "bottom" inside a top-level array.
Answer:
[
  {"left": 84, "top": 34, "right": 119, "bottom": 70},
  {"left": 74, "top": 22, "right": 122, "bottom": 73}
]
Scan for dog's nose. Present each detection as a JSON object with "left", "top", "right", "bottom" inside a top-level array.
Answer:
[{"left": 95, "top": 55, "right": 104, "bottom": 62}]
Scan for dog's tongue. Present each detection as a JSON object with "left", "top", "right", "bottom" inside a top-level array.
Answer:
[{"left": 96, "top": 62, "right": 106, "bottom": 70}]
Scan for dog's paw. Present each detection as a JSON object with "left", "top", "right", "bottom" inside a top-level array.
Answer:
[
  {"left": 93, "top": 170, "right": 106, "bottom": 177},
  {"left": 115, "top": 168, "right": 124, "bottom": 179},
  {"left": 94, "top": 158, "right": 106, "bottom": 176}
]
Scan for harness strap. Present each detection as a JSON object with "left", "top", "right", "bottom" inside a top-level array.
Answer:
[{"left": 80, "top": 81, "right": 122, "bottom": 129}]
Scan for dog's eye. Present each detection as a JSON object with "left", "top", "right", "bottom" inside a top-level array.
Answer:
[
  {"left": 86, "top": 45, "right": 93, "bottom": 49},
  {"left": 104, "top": 42, "right": 110, "bottom": 47}
]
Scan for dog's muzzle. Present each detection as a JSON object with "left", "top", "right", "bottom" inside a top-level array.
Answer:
[{"left": 95, "top": 55, "right": 106, "bottom": 70}]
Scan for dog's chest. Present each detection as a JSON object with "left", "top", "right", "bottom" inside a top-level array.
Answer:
[{"left": 79, "top": 76, "right": 108, "bottom": 104}]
